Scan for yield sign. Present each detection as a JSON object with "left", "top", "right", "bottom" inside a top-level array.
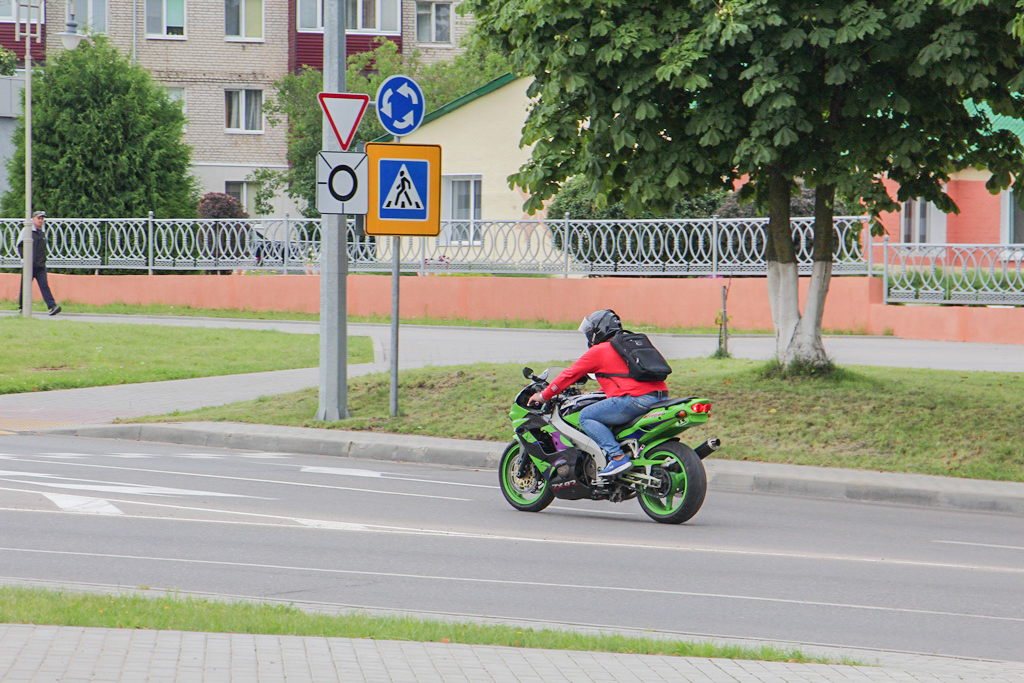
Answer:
[{"left": 318, "top": 92, "right": 370, "bottom": 151}]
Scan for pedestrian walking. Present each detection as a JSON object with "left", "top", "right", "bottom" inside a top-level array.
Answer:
[{"left": 17, "top": 210, "right": 61, "bottom": 315}]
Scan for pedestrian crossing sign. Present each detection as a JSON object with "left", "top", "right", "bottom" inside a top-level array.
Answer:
[{"left": 366, "top": 142, "right": 441, "bottom": 236}]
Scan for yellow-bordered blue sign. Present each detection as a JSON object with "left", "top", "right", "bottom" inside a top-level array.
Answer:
[{"left": 366, "top": 142, "right": 441, "bottom": 236}]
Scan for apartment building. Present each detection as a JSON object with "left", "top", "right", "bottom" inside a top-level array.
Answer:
[{"left": 0, "top": 0, "right": 469, "bottom": 215}]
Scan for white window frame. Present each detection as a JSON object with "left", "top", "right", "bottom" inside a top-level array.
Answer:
[
  {"left": 296, "top": 0, "right": 400, "bottom": 34},
  {"left": 225, "top": 180, "right": 258, "bottom": 216},
  {"left": 900, "top": 198, "right": 946, "bottom": 244},
  {"left": 225, "top": 88, "right": 264, "bottom": 134},
  {"left": 0, "top": 1, "right": 44, "bottom": 23},
  {"left": 416, "top": 1, "right": 452, "bottom": 43},
  {"left": 70, "top": 0, "right": 106, "bottom": 33},
  {"left": 999, "top": 190, "right": 1024, "bottom": 245},
  {"left": 225, "top": 0, "right": 263, "bottom": 41},
  {"left": 146, "top": 0, "right": 186, "bottom": 38},
  {"left": 441, "top": 175, "right": 482, "bottom": 246}
]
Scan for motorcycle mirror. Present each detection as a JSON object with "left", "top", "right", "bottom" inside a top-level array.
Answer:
[{"left": 522, "top": 367, "right": 533, "bottom": 379}]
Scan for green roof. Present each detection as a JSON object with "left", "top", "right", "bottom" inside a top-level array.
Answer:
[{"left": 371, "top": 73, "right": 519, "bottom": 142}]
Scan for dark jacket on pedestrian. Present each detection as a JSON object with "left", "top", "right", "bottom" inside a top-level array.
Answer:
[{"left": 17, "top": 228, "right": 48, "bottom": 270}]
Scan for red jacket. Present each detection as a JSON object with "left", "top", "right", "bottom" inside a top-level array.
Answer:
[{"left": 539, "top": 341, "right": 668, "bottom": 400}]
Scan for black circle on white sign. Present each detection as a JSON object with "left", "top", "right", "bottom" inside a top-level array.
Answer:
[{"left": 328, "top": 165, "right": 357, "bottom": 202}]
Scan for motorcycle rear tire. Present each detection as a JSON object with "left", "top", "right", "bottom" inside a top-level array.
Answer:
[
  {"left": 637, "top": 440, "right": 706, "bottom": 524},
  {"left": 498, "top": 441, "right": 554, "bottom": 512}
]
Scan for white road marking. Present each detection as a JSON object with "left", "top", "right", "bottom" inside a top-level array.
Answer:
[
  {"left": 42, "top": 494, "right": 123, "bottom": 516},
  {"left": 303, "top": 467, "right": 382, "bottom": 477},
  {"left": 0, "top": 471, "right": 261, "bottom": 498},
  {"left": 2, "top": 458, "right": 469, "bottom": 501},
  {"left": 935, "top": 540, "right": 1024, "bottom": 552},
  {"left": 301, "top": 466, "right": 493, "bottom": 489},
  {"left": 3, "top": 545, "right": 1021, "bottom": 624}
]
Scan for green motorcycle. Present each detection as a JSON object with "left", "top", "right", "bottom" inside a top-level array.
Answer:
[{"left": 500, "top": 367, "right": 718, "bottom": 524}]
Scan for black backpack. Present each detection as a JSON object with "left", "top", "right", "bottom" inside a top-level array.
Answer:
[{"left": 598, "top": 331, "right": 673, "bottom": 382}]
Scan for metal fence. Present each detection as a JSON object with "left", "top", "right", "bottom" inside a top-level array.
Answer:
[
  {"left": 883, "top": 239, "right": 1024, "bottom": 305},
  {"left": 0, "top": 214, "right": 869, "bottom": 277},
  {"left": 7, "top": 214, "right": 1024, "bottom": 304}
]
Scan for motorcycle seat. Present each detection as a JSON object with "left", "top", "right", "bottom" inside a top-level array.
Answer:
[{"left": 614, "top": 397, "right": 696, "bottom": 432}]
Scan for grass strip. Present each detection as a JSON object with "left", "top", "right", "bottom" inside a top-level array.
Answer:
[
  {"left": 0, "top": 586, "right": 848, "bottom": 664},
  {"left": 0, "top": 318, "right": 371, "bottom": 394},
  {"left": 132, "top": 359, "right": 1024, "bottom": 482},
  {"left": 3, "top": 300, "right": 758, "bottom": 334}
]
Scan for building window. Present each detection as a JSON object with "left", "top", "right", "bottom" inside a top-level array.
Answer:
[
  {"left": 0, "top": 1, "right": 44, "bottom": 22},
  {"left": 297, "top": 0, "right": 399, "bottom": 32},
  {"left": 900, "top": 198, "right": 947, "bottom": 244},
  {"left": 225, "top": 0, "right": 262, "bottom": 40},
  {"left": 901, "top": 199, "right": 927, "bottom": 243},
  {"left": 443, "top": 176, "right": 481, "bottom": 245},
  {"left": 1007, "top": 191, "right": 1024, "bottom": 244},
  {"left": 416, "top": 2, "right": 450, "bottom": 43},
  {"left": 165, "top": 86, "right": 186, "bottom": 128},
  {"left": 225, "top": 89, "right": 263, "bottom": 132},
  {"left": 146, "top": 0, "right": 185, "bottom": 37},
  {"left": 226, "top": 181, "right": 258, "bottom": 216},
  {"left": 71, "top": 0, "right": 106, "bottom": 32}
]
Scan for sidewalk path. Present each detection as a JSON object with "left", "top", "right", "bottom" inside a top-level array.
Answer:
[{"left": 3, "top": 312, "right": 1023, "bottom": 681}]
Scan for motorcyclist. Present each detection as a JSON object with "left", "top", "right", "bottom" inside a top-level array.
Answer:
[{"left": 528, "top": 309, "right": 669, "bottom": 478}]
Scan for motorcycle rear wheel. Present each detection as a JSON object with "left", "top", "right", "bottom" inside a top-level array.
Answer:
[
  {"left": 499, "top": 442, "right": 554, "bottom": 512},
  {"left": 637, "top": 440, "right": 706, "bottom": 524}
]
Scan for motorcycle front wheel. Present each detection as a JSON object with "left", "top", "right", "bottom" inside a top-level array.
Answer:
[
  {"left": 637, "top": 440, "right": 706, "bottom": 524},
  {"left": 498, "top": 442, "right": 554, "bottom": 512}
]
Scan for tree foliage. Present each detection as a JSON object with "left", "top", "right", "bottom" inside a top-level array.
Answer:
[
  {"left": 464, "top": 0, "right": 1024, "bottom": 365},
  {"left": 198, "top": 192, "right": 248, "bottom": 219},
  {"left": 255, "top": 38, "right": 511, "bottom": 216},
  {"left": 1, "top": 36, "right": 199, "bottom": 218}
]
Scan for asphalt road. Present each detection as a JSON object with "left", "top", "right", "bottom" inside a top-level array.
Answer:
[{"left": 2, "top": 433, "right": 1021, "bottom": 662}]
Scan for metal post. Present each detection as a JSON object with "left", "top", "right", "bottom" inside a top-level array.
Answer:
[
  {"left": 721, "top": 285, "right": 728, "bottom": 356},
  {"left": 563, "top": 212, "right": 570, "bottom": 278},
  {"left": 883, "top": 235, "right": 889, "bottom": 303},
  {"left": 315, "top": 0, "right": 350, "bottom": 420},
  {"left": 712, "top": 215, "right": 719, "bottom": 278},
  {"left": 18, "top": 1, "right": 40, "bottom": 317},
  {"left": 390, "top": 237, "right": 400, "bottom": 416},
  {"left": 865, "top": 220, "right": 873, "bottom": 276},
  {"left": 147, "top": 211, "right": 154, "bottom": 274},
  {"left": 283, "top": 213, "right": 290, "bottom": 273}
]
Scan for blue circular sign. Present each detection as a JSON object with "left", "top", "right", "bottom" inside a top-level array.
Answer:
[{"left": 375, "top": 75, "right": 426, "bottom": 138}]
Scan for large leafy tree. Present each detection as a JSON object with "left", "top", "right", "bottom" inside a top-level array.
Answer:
[
  {"left": 255, "top": 39, "right": 511, "bottom": 216},
  {"left": 1, "top": 36, "right": 198, "bottom": 218},
  {"left": 464, "top": 0, "right": 1024, "bottom": 367}
]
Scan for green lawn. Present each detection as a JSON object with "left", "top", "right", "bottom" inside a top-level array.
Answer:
[
  {"left": 134, "top": 359, "right": 1024, "bottom": 483},
  {"left": 0, "top": 586, "right": 850, "bottom": 665},
  {"left": 0, "top": 317, "right": 371, "bottom": 394}
]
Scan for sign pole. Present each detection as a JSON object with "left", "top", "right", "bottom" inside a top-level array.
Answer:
[
  {"left": 389, "top": 133, "right": 401, "bottom": 417},
  {"left": 390, "top": 236, "right": 400, "bottom": 416},
  {"left": 315, "top": 0, "right": 349, "bottom": 421}
]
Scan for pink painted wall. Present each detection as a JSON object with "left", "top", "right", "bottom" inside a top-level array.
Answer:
[{"left": 4, "top": 273, "right": 1023, "bottom": 345}]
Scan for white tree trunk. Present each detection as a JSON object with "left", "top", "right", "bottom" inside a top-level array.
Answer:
[
  {"left": 781, "top": 260, "right": 833, "bottom": 367},
  {"left": 766, "top": 260, "right": 801, "bottom": 360}
]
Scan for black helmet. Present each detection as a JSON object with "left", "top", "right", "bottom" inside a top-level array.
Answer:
[{"left": 579, "top": 309, "right": 622, "bottom": 347}]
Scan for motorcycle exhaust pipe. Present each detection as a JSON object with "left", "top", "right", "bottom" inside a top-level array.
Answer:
[{"left": 694, "top": 437, "right": 721, "bottom": 460}]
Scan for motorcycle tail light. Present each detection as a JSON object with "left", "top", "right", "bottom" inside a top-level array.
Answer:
[{"left": 691, "top": 403, "right": 712, "bottom": 414}]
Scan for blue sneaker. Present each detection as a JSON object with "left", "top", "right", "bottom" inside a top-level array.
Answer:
[{"left": 598, "top": 455, "right": 632, "bottom": 478}]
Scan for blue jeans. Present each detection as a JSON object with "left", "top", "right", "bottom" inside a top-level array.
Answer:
[{"left": 578, "top": 393, "right": 662, "bottom": 458}]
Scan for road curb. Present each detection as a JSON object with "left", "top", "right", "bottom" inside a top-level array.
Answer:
[{"left": 41, "top": 422, "right": 1024, "bottom": 515}]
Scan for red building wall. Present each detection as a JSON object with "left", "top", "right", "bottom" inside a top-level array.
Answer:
[{"left": 945, "top": 179, "right": 1001, "bottom": 243}]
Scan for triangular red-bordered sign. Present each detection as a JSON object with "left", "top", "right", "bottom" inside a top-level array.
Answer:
[{"left": 318, "top": 92, "right": 370, "bottom": 151}]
